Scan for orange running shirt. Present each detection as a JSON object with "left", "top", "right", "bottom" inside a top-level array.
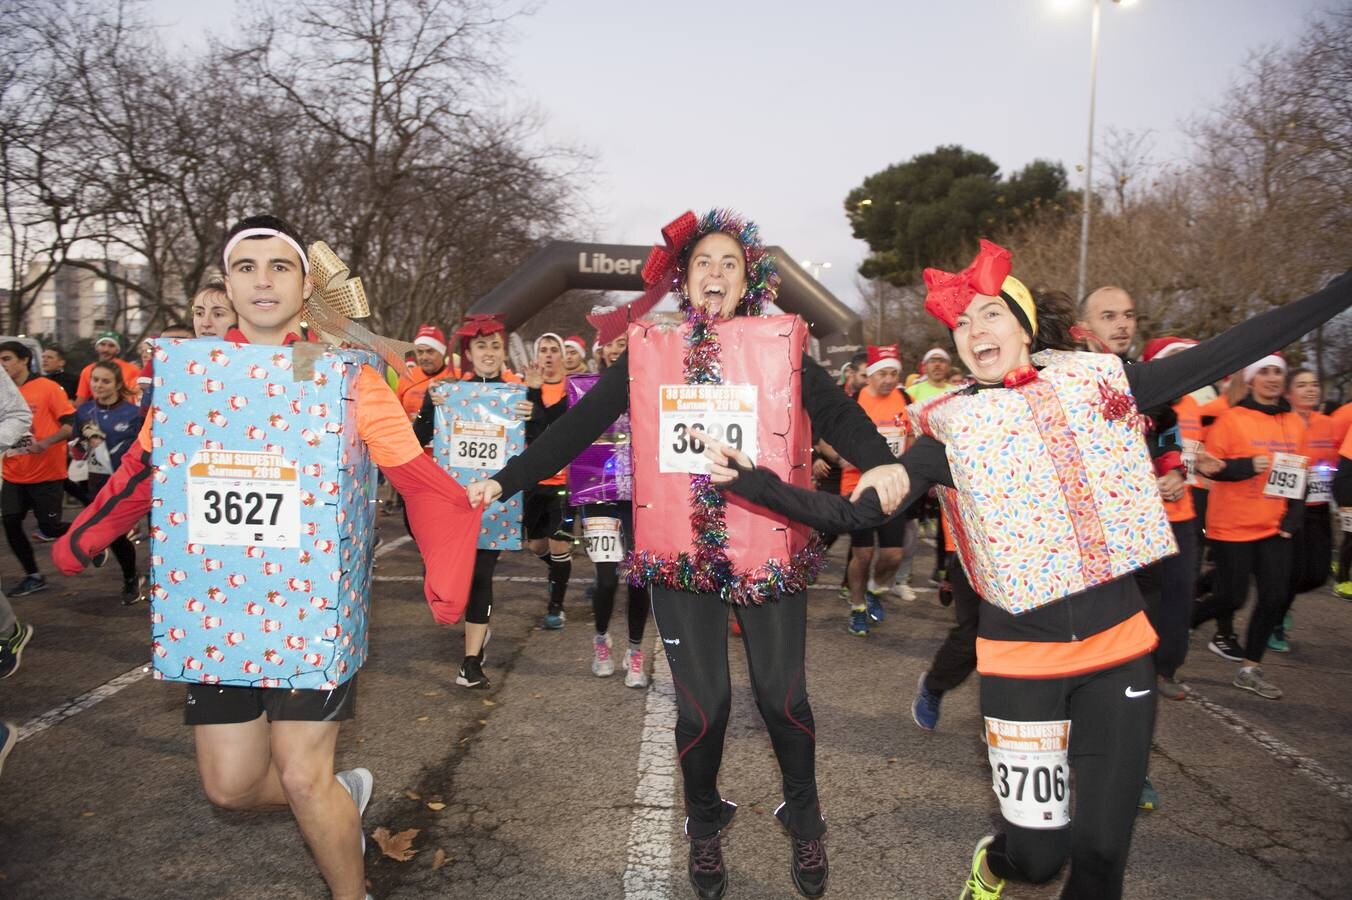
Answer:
[
  {"left": 539, "top": 379, "right": 568, "bottom": 487},
  {"left": 76, "top": 358, "right": 141, "bottom": 403},
  {"left": 1204, "top": 405, "right": 1307, "bottom": 541},
  {"left": 1163, "top": 395, "right": 1199, "bottom": 523},
  {"left": 839, "top": 388, "right": 908, "bottom": 497},
  {"left": 3, "top": 375, "right": 76, "bottom": 484}
]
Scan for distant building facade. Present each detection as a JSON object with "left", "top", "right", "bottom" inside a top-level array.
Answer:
[{"left": 23, "top": 259, "right": 150, "bottom": 345}]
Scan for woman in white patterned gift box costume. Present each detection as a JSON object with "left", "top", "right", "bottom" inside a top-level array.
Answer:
[
  {"left": 703, "top": 240, "right": 1352, "bottom": 900},
  {"left": 468, "top": 210, "right": 907, "bottom": 900},
  {"left": 53, "top": 216, "right": 480, "bottom": 900}
]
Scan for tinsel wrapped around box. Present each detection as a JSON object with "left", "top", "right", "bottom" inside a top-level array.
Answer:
[
  {"left": 146, "top": 340, "right": 378, "bottom": 689},
  {"left": 430, "top": 380, "right": 526, "bottom": 550},
  {"left": 627, "top": 315, "right": 815, "bottom": 601},
  {"left": 566, "top": 373, "right": 632, "bottom": 505}
]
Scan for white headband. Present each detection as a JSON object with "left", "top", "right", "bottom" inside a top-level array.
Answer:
[
  {"left": 922, "top": 348, "right": 950, "bottom": 364},
  {"left": 223, "top": 228, "right": 309, "bottom": 274}
]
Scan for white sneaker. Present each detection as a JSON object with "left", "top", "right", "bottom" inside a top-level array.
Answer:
[
  {"left": 336, "top": 767, "right": 373, "bottom": 852},
  {"left": 893, "top": 584, "right": 917, "bottom": 603},
  {"left": 624, "top": 648, "right": 650, "bottom": 688},
  {"left": 592, "top": 633, "right": 614, "bottom": 677}
]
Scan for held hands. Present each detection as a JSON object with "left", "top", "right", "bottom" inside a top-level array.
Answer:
[
  {"left": 1157, "top": 469, "right": 1186, "bottom": 503},
  {"left": 466, "top": 479, "right": 503, "bottom": 508},
  {"left": 697, "top": 429, "right": 752, "bottom": 484},
  {"left": 1253, "top": 455, "right": 1271, "bottom": 473},
  {"left": 850, "top": 464, "right": 910, "bottom": 514}
]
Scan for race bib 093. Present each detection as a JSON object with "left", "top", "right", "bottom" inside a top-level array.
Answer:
[{"left": 1262, "top": 453, "right": 1308, "bottom": 500}]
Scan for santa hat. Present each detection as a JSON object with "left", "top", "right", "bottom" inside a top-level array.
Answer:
[
  {"left": 412, "top": 324, "right": 447, "bottom": 356},
  {"left": 1141, "top": 336, "right": 1197, "bottom": 363},
  {"left": 865, "top": 345, "right": 902, "bottom": 376},
  {"left": 562, "top": 335, "right": 587, "bottom": 357},
  {"left": 533, "top": 332, "right": 564, "bottom": 358},
  {"left": 922, "top": 347, "right": 950, "bottom": 365},
  {"left": 1243, "top": 353, "right": 1286, "bottom": 382}
]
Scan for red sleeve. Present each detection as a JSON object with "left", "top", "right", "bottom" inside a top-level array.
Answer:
[
  {"left": 355, "top": 365, "right": 480, "bottom": 624},
  {"left": 53, "top": 447, "right": 153, "bottom": 574}
]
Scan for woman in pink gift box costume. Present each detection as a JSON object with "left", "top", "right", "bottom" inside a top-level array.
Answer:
[
  {"left": 52, "top": 215, "right": 480, "bottom": 900},
  {"left": 700, "top": 240, "right": 1352, "bottom": 899},
  {"left": 469, "top": 209, "right": 907, "bottom": 900}
]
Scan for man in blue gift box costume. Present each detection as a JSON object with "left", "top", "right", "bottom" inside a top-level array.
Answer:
[{"left": 54, "top": 216, "right": 480, "bottom": 900}]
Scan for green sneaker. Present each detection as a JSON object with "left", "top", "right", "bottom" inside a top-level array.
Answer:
[
  {"left": 1267, "top": 633, "right": 1290, "bottom": 653},
  {"left": 959, "top": 835, "right": 1004, "bottom": 899},
  {"left": 1335, "top": 581, "right": 1352, "bottom": 600}
]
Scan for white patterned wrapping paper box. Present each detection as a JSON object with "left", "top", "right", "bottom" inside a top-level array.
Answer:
[
  {"left": 430, "top": 380, "right": 526, "bottom": 551},
  {"left": 146, "top": 340, "right": 378, "bottom": 688},
  {"left": 910, "top": 350, "right": 1177, "bottom": 615}
]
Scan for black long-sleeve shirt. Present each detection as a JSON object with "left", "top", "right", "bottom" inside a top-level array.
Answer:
[
  {"left": 492, "top": 350, "right": 897, "bottom": 500},
  {"left": 411, "top": 374, "right": 543, "bottom": 449}
]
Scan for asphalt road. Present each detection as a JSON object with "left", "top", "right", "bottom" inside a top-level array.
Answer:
[{"left": 1, "top": 514, "right": 1350, "bottom": 899}]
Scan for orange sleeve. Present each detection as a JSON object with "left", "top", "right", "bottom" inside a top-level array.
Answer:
[
  {"left": 1197, "top": 395, "right": 1231, "bottom": 420},
  {"left": 51, "top": 381, "right": 76, "bottom": 420},
  {"left": 355, "top": 364, "right": 424, "bottom": 468},
  {"left": 1339, "top": 425, "right": 1352, "bottom": 459},
  {"left": 137, "top": 414, "right": 154, "bottom": 452},
  {"left": 76, "top": 363, "right": 92, "bottom": 402},
  {"left": 1204, "top": 409, "right": 1243, "bottom": 459}
]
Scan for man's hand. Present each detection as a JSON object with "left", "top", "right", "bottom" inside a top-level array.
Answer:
[
  {"left": 1195, "top": 450, "right": 1224, "bottom": 477},
  {"left": 467, "top": 479, "right": 503, "bottom": 508},
  {"left": 524, "top": 361, "right": 544, "bottom": 390},
  {"left": 850, "top": 464, "right": 910, "bottom": 514},
  {"left": 697, "top": 430, "right": 752, "bottom": 485},
  {"left": 1157, "top": 469, "right": 1186, "bottom": 502},
  {"left": 1253, "top": 455, "right": 1271, "bottom": 473}
]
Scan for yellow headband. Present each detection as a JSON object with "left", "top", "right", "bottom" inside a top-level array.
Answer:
[{"left": 1001, "top": 275, "right": 1038, "bottom": 338}]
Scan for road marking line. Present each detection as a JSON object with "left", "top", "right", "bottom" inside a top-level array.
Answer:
[
  {"left": 17, "top": 534, "right": 415, "bottom": 744},
  {"left": 623, "top": 639, "right": 678, "bottom": 900},
  {"left": 1189, "top": 689, "right": 1352, "bottom": 804}
]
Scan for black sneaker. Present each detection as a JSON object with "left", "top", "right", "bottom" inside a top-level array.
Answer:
[
  {"left": 121, "top": 577, "right": 142, "bottom": 606},
  {"left": 0, "top": 621, "right": 34, "bottom": 679},
  {"left": 1208, "top": 633, "right": 1244, "bottom": 662},
  {"left": 456, "top": 655, "right": 491, "bottom": 689},
  {"left": 688, "top": 833, "right": 726, "bottom": 899},
  {"left": 10, "top": 574, "right": 47, "bottom": 597},
  {"left": 788, "top": 833, "right": 828, "bottom": 898},
  {"left": 91, "top": 549, "right": 109, "bottom": 569}
]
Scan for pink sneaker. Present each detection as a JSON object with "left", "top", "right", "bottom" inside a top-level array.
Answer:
[
  {"left": 624, "top": 647, "right": 649, "bottom": 688},
  {"left": 592, "top": 633, "right": 614, "bottom": 677}
]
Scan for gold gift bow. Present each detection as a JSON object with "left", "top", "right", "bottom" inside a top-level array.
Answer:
[{"left": 303, "top": 241, "right": 417, "bottom": 373}]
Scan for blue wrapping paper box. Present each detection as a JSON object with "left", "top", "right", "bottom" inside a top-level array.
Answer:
[
  {"left": 430, "top": 380, "right": 525, "bottom": 551},
  {"left": 146, "top": 340, "right": 377, "bottom": 688}
]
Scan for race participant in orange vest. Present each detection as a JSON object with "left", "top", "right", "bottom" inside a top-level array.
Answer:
[
  {"left": 1269, "top": 367, "right": 1336, "bottom": 650},
  {"left": 1192, "top": 355, "right": 1307, "bottom": 699},
  {"left": 395, "top": 325, "right": 455, "bottom": 420},
  {"left": 834, "top": 344, "right": 910, "bottom": 634},
  {"left": 524, "top": 333, "right": 576, "bottom": 630},
  {"left": 701, "top": 243, "right": 1352, "bottom": 899},
  {"left": 75, "top": 332, "right": 141, "bottom": 403}
]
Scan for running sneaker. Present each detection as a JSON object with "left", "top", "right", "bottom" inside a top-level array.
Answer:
[
  {"left": 788, "top": 832, "right": 828, "bottom": 898},
  {"left": 29, "top": 530, "right": 56, "bottom": 544},
  {"left": 0, "top": 720, "right": 15, "bottom": 779},
  {"left": 456, "top": 655, "right": 491, "bottom": 689},
  {"left": 543, "top": 600, "right": 565, "bottom": 630},
  {"left": 1207, "top": 633, "right": 1244, "bottom": 662},
  {"left": 894, "top": 583, "right": 917, "bottom": 603},
  {"left": 624, "top": 648, "right": 649, "bottom": 688},
  {"left": 836, "top": 584, "right": 850, "bottom": 602},
  {"left": 848, "top": 607, "right": 869, "bottom": 637},
  {"left": 1138, "top": 777, "right": 1160, "bottom": 811},
  {"left": 1266, "top": 633, "right": 1290, "bottom": 653},
  {"left": 688, "top": 832, "right": 727, "bottom": 899},
  {"left": 10, "top": 574, "right": 47, "bottom": 597},
  {"left": 121, "top": 576, "right": 142, "bottom": 606},
  {"left": 866, "top": 589, "right": 886, "bottom": 623},
  {"left": 1335, "top": 580, "right": 1352, "bottom": 600},
  {"left": 959, "top": 835, "right": 1004, "bottom": 899},
  {"left": 938, "top": 580, "right": 954, "bottom": 607},
  {"left": 1234, "top": 666, "right": 1282, "bottom": 700},
  {"left": 0, "top": 621, "right": 33, "bottom": 680},
  {"left": 592, "top": 633, "right": 614, "bottom": 677},
  {"left": 336, "top": 767, "right": 373, "bottom": 852},
  {"left": 1282, "top": 611, "right": 1293, "bottom": 632},
  {"left": 1157, "top": 676, "right": 1190, "bottom": 701},
  {"left": 912, "top": 672, "right": 942, "bottom": 732},
  {"left": 928, "top": 569, "right": 944, "bottom": 587}
]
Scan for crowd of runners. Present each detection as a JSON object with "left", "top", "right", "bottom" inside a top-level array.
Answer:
[{"left": 0, "top": 210, "right": 1348, "bottom": 900}]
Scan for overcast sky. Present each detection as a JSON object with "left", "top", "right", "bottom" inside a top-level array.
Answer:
[{"left": 155, "top": 0, "right": 1341, "bottom": 307}]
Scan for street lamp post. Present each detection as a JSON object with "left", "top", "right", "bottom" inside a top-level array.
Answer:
[
  {"left": 800, "top": 259, "right": 832, "bottom": 282},
  {"left": 1075, "top": 0, "right": 1133, "bottom": 304}
]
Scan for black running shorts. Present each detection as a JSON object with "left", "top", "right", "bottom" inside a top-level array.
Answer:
[{"left": 183, "top": 674, "right": 358, "bottom": 725}]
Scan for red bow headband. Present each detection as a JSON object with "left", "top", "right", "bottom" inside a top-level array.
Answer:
[
  {"left": 586, "top": 213, "right": 699, "bottom": 347},
  {"left": 641, "top": 211, "right": 699, "bottom": 287},
  {"left": 922, "top": 240, "right": 1013, "bottom": 329},
  {"left": 455, "top": 313, "right": 506, "bottom": 357}
]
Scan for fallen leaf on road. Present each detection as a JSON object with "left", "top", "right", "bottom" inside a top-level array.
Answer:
[
  {"left": 481, "top": 699, "right": 496, "bottom": 707},
  {"left": 426, "top": 802, "right": 446, "bottom": 811},
  {"left": 416, "top": 715, "right": 429, "bottom": 722},
  {"left": 423, "top": 691, "right": 441, "bottom": 697},
  {"left": 432, "top": 849, "right": 449, "bottom": 870},
  {"left": 404, "top": 790, "right": 421, "bottom": 801},
  {"left": 372, "top": 827, "right": 420, "bottom": 862},
  {"left": 81, "top": 811, "right": 95, "bottom": 817},
  {"left": 887, "top": 757, "right": 897, "bottom": 765}
]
